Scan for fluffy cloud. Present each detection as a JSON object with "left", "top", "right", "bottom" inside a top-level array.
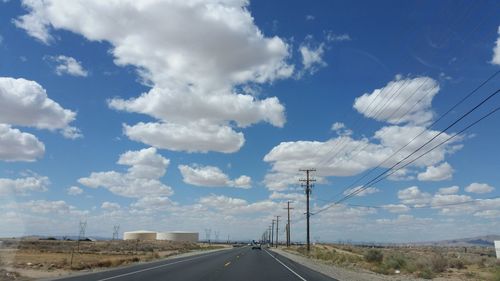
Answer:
[
  {"left": 0, "top": 77, "right": 80, "bottom": 161},
  {"left": 299, "top": 41, "right": 326, "bottom": 74},
  {"left": 178, "top": 164, "right": 251, "bottom": 189},
  {"left": 78, "top": 147, "right": 173, "bottom": 198},
  {"left": 101, "top": 201, "right": 120, "bottom": 211},
  {"left": 0, "top": 174, "right": 49, "bottom": 195},
  {"left": 398, "top": 186, "right": 432, "bottom": 206},
  {"left": 264, "top": 125, "right": 460, "bottom": 190},
  {"left": 0, "top": 77, "right": 76, "bottom": 130},
  {"left": 21, "top": 200, "right": 86, "bottom": 216},
  {"left": 67, "top": 186, "right": 83, "bottom": 196},
  {"left": 382, "top": 204, "right": 410, "bottom": 213},
  {"left": 199, "top": 194, "right": 278, "bottom": 215},
  {"left": 0, "top": 124, "right": 45, "bottom": 161},
  {"left": 437, "top": 185, "right": 459, "bottom": 195},
  {"left": 16, "top": 0, "right": 293, "bottom": 153},
  {"left": 353, "top": 76, "right": 439, "bottom": 125},
  {"left": 417, "top": 162, "right": 453, "bottom": 181},
  {"left": 48, "top": 55, "right": 88, "bottom": 77},
  {"left": 122, "top": 121, "right": 244, "bottom": 153},
  {"left": 465, "top": 183, "right": 495, "bottom": 194},
  {"left": 492, "top": 26, "right": 500, "bottom": 65},
  {"left": 343, "top": 186, "right": 380, "bottom": 197}
]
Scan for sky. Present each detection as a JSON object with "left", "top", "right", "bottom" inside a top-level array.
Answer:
[{"left": 0, "top": 0, "right": 499, "bottom": 243}]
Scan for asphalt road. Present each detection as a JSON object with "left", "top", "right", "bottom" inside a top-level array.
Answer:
[{"left": 53, "top": 246, "right": 337, "bottom": 281}]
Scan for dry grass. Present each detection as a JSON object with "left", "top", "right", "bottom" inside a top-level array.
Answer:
[
  {"left": 0, "top": 238, "right": 224, "bottom": 280},
  {"left": 285, "top": 244, "right": 500, "bottom": 280}
]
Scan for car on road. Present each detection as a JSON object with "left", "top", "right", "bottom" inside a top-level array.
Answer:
[{"left": 251, "top": 243, "right": 262, "bottom": 250}]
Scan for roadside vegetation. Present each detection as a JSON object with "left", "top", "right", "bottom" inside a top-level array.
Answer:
[
  {"left": 0, "top": 238, "right": 224, "bottom": 280},
  {"left": 285, "top": 244, "right": 500, "bottom": 280}
]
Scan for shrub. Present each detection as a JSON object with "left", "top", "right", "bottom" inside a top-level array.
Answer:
[
  {"left": 430, "top": 255, "right": 447, "bottom": 273},
  {"left": 364, "top": 249, "right": 383, "bottom": 263},
  {"left": 418, "top": 268, "right": 434, "bottom": 279},
  {"left": 385, "top": 254, "right": 407, "bottom": 270}
]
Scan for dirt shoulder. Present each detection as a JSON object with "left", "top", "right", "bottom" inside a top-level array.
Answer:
[{"left": 270, "top": 247, "right": 417, "bottom": 281}]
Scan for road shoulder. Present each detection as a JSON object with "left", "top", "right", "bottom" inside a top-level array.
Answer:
[{"left": 268, "top": 248, "right": 423, "bottom": 281}]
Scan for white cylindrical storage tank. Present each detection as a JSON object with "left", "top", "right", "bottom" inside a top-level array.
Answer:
[
  {"left": 156, "top": 231, "right": 199, "bottom": 242},
  {"left": 123, "top": 230, "right": 157, "bottom": 240},
  {"left": 495, "top": 241, "right": 500, "bottom": 259}
]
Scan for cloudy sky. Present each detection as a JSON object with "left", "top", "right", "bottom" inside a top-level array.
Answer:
[{"left": 1, "top": 0, "right": 499, "bottom": 243}]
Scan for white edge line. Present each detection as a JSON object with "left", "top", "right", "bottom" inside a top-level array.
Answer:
[
  {"left": 96, "top": 250, "right": 226, "bottom": 281},
  {"left": 264, "top": 249, "right": 307, "bottom": 281}
]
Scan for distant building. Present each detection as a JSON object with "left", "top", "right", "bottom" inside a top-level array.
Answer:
[
  {"left": 495, "top": 241, "right": 500, "bottom": 259},
  {"left": 156, "top": 232, "right": 199, "bottom": 243},
  {"left": 123, "top": 230, "right": 157, "bottom": 240}
]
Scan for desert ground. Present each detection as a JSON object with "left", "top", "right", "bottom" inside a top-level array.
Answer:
[{"left": 0, "top": 238, "right": 224, "bottom": 280}]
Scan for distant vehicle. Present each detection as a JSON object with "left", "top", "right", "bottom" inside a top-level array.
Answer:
[{"left": 251, "top": 242, "right": 262, "bottom": 250}]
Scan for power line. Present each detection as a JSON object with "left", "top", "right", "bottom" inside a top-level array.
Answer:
[
  {"left": 314, "top": 101, "right": 500, "bottom": 215},
  {"left": 328, "top": 70, "right": 500, "bottom": 202},
  {"left": 335, "top": 87, "right": 499, "bottom": 204},
  {"left": 346, "top": 195, "right": 500, "bottom": 210}
]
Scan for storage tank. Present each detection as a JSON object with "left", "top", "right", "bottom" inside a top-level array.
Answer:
[
  {"left": 123, "top": 230, "right": 157, "bottom": 240},
  {"left": 156, "top": 231, "right": 199, "bottom": 242},
  {"left": 495, "top": 241, "right": 500, "bottom": 259}
]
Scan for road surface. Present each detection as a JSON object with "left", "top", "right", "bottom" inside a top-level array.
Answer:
[{"left": 54, "top": 246, "right": 337, "bottom": 281}]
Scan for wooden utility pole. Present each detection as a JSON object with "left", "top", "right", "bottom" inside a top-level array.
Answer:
[
  {"left": 300, "top": 169, "right": 315, "bottom": 252},
  {"left": 275, "top": 216, "right": 280, "bottom": 248},
  {"left": 284, "top": 201, "right": 294, "bottom": 247},
  {"left": 271, "top": 220, "right": 275, "bottom": 247}
]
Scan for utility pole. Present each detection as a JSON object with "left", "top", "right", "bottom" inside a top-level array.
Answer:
[
  {"left": 268, "top": 225, "right": 272, "bottom": 245},
  {"left": 300, "top": 169, "right": 316, "bottom": 252},
  {"left": 271, "top": 220, "right": 275, "bottom": 247},
  {"left": 284, "top": 201, "right": 294, "bottom": 247},
  {"left": 275, "top": 216, "right": 280, "bottom": 248}
]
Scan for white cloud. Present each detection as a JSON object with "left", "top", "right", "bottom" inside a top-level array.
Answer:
[
  {"left": 382, "top": 204, "right": 410, "bottom": 213},
  {"left": 122, "top": 121, "right": 244, "bottom": 153},
  {"left": 491, "top": 26, "right": 500, "bottom": 65},
  {"left": 0, "top": 124, "right": 45, "bottom": 161},
  {"left": 178, "top": 164, "right": 251, "bottom": 189},
  {"left": 21, "top": 200, "right": 85, "bottom": 216},
  {"left": 16, "top": 0, "right": 293, "bottom": 153},
  {"left": 398, "top": 186, "right": 432, "bottom": 206},
  {"left": 305, "top": 15, "right": 315, "bottom": 21},
  {"left": 48, "top": 55, "right": 88, "bottom": 77},
  {"left": 0, "top": 174, "right": 49, "bottom": 195},
  {"left": 263, "top": 124, "right": 460, "bottom": 190},
  {"left": 465, "top": 182, "right": 495, "bottom": 194},
  {"left": 0, "top": 77, "right": 80, "bottom": 146},
  {"left": 78, "top": 147, "right": 173, "bottom": 198},
  {"left": 437, "top": 185, "right": 459, "bottom": 195},
  {"left": 299, "top": 41, "right": 326, "bottom": 74},
  {"left": 417, "top": 162, "right": 453, "bottom": 181},
  {"left": 101, "top": 201, "right": 120, "bottom": 211},
  {"left": 67, "top": 186, "right": 83, "bottom": 196},
  {"left": 325, "top": 32, "right": 351, "bottom": 42},
  {"left": 353, "top": 76, "right": 439, "bottom": 125},
  {"left": 269, "top": 191, "right": 304, "bottom": 203},
  {"left": 343, "top": 186, "right": 380, "bottom": 197}
]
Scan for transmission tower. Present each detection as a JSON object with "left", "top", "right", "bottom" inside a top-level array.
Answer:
[
  {"left": 204, "top": 228, "right": 212, "bottom": 243},
  {"left": 112, "top": 225, "right": 120, "bottom": 240}
]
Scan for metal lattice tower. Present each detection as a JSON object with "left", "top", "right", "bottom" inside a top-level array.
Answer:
[{"left": 112, "top": 225, "right": 120, "bottom": 240}]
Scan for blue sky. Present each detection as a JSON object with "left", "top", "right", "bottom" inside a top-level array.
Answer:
[{"left": 0, "top": 0, "right": 499, "bottom": 242}]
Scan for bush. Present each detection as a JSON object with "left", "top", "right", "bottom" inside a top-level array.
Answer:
[
  {"left": 430, "top": 255, "right": 447, "bottom": 273},
  {"left": 386, "top": 255, "right": 407, "bottom": 271},
  {"left": 418, "top": 268, "right": 434, "bottom": 279},
  {"left": 364, "top": 249, "right": 383, "bottom": 263}
]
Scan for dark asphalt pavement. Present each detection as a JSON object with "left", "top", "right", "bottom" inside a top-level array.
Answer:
[{"left": 53, "top": 246, "right": 337, "bottom": 281}]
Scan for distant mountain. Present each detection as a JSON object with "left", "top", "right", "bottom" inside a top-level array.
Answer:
[{"left": 415, "top": 235, "right": 500, "bottom": 247}]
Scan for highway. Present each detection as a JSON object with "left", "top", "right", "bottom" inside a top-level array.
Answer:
[{"left": 54, "top": 246, "right": 337, "bottom": 281}]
